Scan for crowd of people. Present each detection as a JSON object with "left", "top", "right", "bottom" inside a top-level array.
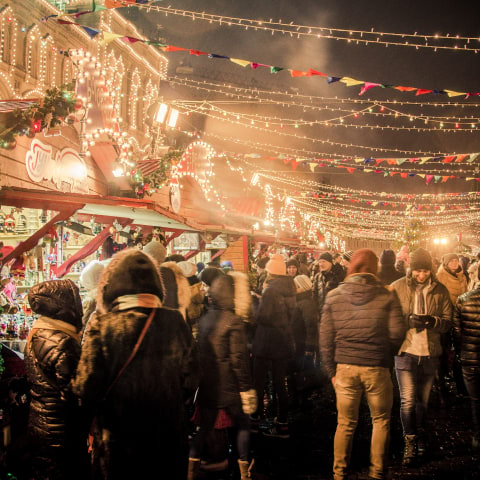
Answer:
[{"left": 5, "top": 240, "right": 480, "bottom": 480}]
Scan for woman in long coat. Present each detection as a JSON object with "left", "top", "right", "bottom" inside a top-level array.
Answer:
[{"left": 73, "top": 249, "right": 198, "bottom": 480}]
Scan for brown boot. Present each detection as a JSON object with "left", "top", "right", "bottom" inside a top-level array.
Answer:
[
  {"left": 402, "top": 435, "right": 417, "bottom": 466},
  {"left": 187, "top": 457, "right": 201, "bottom": 480},
  {"left": 238, "top": 459, "right": 254, "bottom": 480}
]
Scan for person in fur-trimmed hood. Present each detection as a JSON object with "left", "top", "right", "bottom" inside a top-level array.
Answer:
[
  {"left": 188, "top": 271, "right": 256, "bottom": 480},
  {"left": 73, "top": 249, "right": 198, "bottom": 480},
  {"left": 436, "top": 253, "right": 467, "bottom": 305},
  {"left": 25, "top": 279, "right": 90, "bottom": 480},
  {"left": 159, "top": 261, "right": 192, "bottom": 320}
]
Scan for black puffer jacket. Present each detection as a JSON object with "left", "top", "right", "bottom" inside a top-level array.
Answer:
[
  {"left": 320, "top": 274, "right": 406, "bottom": 379},
  {"left": 25, "top": 279, "right": 88, "bottom": 480},
  {"left": 252, "top": 275, "right": 296, "bottom": 359},
  {"left": 313, "top": 263, "right": 345, "bottom": 312},
  {"left": 292, "top": 290, "right": 318, "bottom": 353},
  {"left": 73, "top": 249, "right": 198, "bottom": 480},
  {"left": 197, "top": 272, "right": 253, "bottom": 409},
  {"left": 378, "top": 265, "right": 404, "bottom": 285},
  {"left": 453, "top": 288, "right": 480, "bottom": 367}
]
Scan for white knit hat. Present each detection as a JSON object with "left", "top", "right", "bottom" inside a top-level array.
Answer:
[
  {"left": 80, "top": 260, "right": 105, "bottom": 292},
  {"left": 143, "top": 240, "right": 167, "bottom": 264},
  {"left": 177, "top": 261, "right": 197, "bottom": 277},
  {"left": 265, "top": 254, "right": 286, "bottom": 276},
  {"left": 294, "top": 274, "right": 313, "bottom": 292}
]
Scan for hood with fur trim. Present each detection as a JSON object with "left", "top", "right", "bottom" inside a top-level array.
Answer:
[
  {"left": 209, "top": 271, "right": 251, "bottom": 318},
  {"left": 159, "top": 261, "right": 192, "bottom": 312},
  {"left": 96, "top": 249, "right": 163, "bottom": 314}
]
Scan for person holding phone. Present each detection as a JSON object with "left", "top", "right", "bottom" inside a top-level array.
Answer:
[{"left": 391, "top": 248, "right": 452, "bottom": 466}]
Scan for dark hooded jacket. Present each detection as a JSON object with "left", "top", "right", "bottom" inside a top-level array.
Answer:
[
  {"left": 378, "top": 265, "right": 404, "bottom": 285},
  {"left": 453, "top": 288, "right": 480, "bottom": 367},
  {"left": 320, "top": 274, "right": 406, "bottom": 379},
  {"left": 252, "top": 275, "right": 296, "bottom": 359},
  {"left": 292, "top": 290, "right": 318, "bottom": 353},
  {"left": 196, "top": 271, "right": 253, "bottom": 409},
  {"left": 73, "top": 249, "right": 198, "bottom": 480},
  {"left": 25, "top": 279, "right": 88, "bottom": 480},
  {"left": 313, "top": 263, "right": 345, "bottom": 312}
]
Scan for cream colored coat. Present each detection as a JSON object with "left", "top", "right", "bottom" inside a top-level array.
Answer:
[{"left": 436, "top": 265, "right": 467, "bottom": 304}]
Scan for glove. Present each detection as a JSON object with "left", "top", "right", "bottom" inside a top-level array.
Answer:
[
  {"left": 408, "top": 314, "right": 426, "bottom": 330},
  {"left": 422, "top": 315, "right": 436, "bottom": 329},
  {"left": 240, "top": 389, "right": 257, "bottom": 415}
]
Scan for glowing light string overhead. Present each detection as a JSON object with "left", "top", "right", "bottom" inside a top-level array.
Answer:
[{"left": 49, "top": 18, "right": 480, "bottom": 98}]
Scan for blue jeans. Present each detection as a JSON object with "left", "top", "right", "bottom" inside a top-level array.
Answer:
[
  {"left": 395, "top": 354, "right": 439, "bottom": 436},
  {"left": 333, "top": 364, "right": 393, "bottom": 480},
  {"left": 462, "top": 366, "right": 480, "bottom": 435}
]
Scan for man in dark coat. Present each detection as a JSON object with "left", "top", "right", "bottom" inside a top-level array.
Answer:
[
  {"left": 73, "top": 249, "right": 198, "bottom": 480},
  {"left": 320, "top": 249, "right": 406, "bottom": 480},
  {"left": 378, "top": 249, "right": 404, "bottom": 285},
  {"left": 25, "top": 279, "right": 89, "bottom": 480},
  {"left": 453, "top": 287, "right": 480, "bottom": 449},
  {"left": 189, "top": 271, "right": 256, "bottom": 480},
  {"left": 313, "top": 252, "right": 345, "bottom": 314},
  {"left": 252, "top": 254, "right": 296, "bottom": 438}
]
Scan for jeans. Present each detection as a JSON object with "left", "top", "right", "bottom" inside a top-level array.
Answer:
[
  {"left": 394, "top": 353, "right": 439, "bottom": 436},
  {"left": 189, "top": 404, "right": 250, "bottom": 461},
  {"left": 253, "top": 357, "right": 289, "bottom": 422},
  {"left": 333, "top": 364, "right": 393, "bottom": 480},
  {"left": 462, "top": 366, "right": 480, "bottom": 435}
]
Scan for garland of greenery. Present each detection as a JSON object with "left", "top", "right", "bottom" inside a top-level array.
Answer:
[
  {"left": 131, "top": 149, "right": 184, "bottom": 198},
  {"left": 0, "top": 83, "right": 76, "bottom": 148}
]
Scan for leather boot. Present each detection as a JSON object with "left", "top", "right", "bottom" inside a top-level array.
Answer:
[
  {"left": 402, "top": 435, "right": 417, "bottom": 466},
  {"left": 238, "top": 459, "right": 254, "bottom": 480},
  {"left": 187, "top": 457, "right": 201, "bottom": 480}
]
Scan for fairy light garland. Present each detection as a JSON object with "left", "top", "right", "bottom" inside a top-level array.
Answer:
[
  {"left": 167, "top": 76, "right": 480, "bottom": 109},
  {"left": 133, "top": 3, "right": 480, "bottom": 53},
  {"left": 0, "top": 6, "right": 17, "bottom": 69}
]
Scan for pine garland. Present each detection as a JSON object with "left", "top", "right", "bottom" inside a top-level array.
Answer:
[
  {"left": 0, "top": 84, "right": 76, "bottom": 147},
  {"left": 131, "top": 149, "right": 184, "bottom": 198}
]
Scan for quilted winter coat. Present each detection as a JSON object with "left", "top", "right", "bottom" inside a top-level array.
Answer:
[
  {"left": 25, "top": 279, "right": 89, "bottom": 480},
  {"left": 320, "top": 274, "right": 406, "bottom": 379},
  {"left": 453, "top": 289, "right": 480, "bottom": 367}
]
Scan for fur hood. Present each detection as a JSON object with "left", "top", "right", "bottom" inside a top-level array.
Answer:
[
  {"left": 96, "top": 248, "right": 163, "bottom": 314},
  {"left": 159, "top": 261, "right": 192, "bottom": 311},
  {"left": 209, "top": 270, "right": 251, "bottom": 318}
]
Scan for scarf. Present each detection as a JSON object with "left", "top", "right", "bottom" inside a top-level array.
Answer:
[
  {"left": 111, "top": 293, "right": 163, "bottom": 312},
  {"left": 412, "top": 279, "right": 430, "bottom": 315},
  {"left": 26, "top": 316, "right": 81, "bottom": 351}
]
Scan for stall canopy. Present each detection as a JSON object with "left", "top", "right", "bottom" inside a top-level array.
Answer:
[{"left": 0, "top": 187, "right": 202, "bottom": 274}]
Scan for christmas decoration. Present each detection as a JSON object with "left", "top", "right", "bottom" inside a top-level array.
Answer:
[{"left": 0, "top": 84, "right": 76, "bottom": 146}]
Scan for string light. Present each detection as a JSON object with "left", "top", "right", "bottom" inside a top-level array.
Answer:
[{"left": 131, "top": 3, "right": 480, "bottom": 53}]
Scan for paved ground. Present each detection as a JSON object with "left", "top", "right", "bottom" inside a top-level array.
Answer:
[{"left": 199, "top": 370, "right": 480, "bottom": 480}]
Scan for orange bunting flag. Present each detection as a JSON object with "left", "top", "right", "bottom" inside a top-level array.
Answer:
[
  {"left": 443, "top": 156, "right": 454, "bottom": 163},
  {"left": 165, "top": 46, "right": 188, "bottom": 52},
  {"left": 395, "top": 86, "right": 417, "bottom": 92}
]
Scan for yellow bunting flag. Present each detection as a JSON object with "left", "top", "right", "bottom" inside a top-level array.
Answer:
[
  {"left": 309, "top": 163, "right": 317, "bottom": 172},
  {"left": 444, "top": 90, "right": 465, "bottom": 97},
  {"left": 230, "top": 58, "right": 251, "bottom": 67},
  {"left": 100, "top": 31, "right": 123, "bottom": 45},
  {"left": 339, "top": 77, "right": 364, "bottom": 87}
]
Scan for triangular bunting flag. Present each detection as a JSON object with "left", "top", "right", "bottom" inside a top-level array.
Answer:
[
  {"left": 100, "top": 31, "right": 123, "bottom": 45},
  {"left": 426, "top": 175, "right": 434, "bottom": 184},
  {"left": 340, "top": 77, "right": 364, "bottom": 87},
  {"left": 444, "top": 90, "right": 465, "bottom": 97},
  {"left": 230, "top": 58, "right": 251, "bottom": 67}
]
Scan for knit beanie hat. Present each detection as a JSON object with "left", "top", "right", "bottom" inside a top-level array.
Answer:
[
  {"left": 99, "top": 249, "right": 164, "bottom": 312},
  {"left": 256, "top": 257, "right": 269, "bottom": 269},
  {"left": 442, "top": 253, "right": 459, "bottom": 267},
  {"left": 318, "top": 251, "right": 333, "bottom": 264},
  {"left": 379, "top": 249, "right": 396, "bottom": 266},
  {"left": 177, "top": 261, "right": 197, "bottom": 278},
  {"left": 342, "top": 250, "right": 353, "bottom": 262},
  {"left": 265, "top": 254, "right": 286, "bottom": 276},
  {"left": 286, "top": 258, "right": 300, "bottom": 270},
  {"left": 199, "top": 266, "right": 224, "bottom": 286},
  {"left": 347, "top": 249, "right": 378, "bottom": 276},
  {"left": 294, "top": 274, "right": 313, "bottom": 293},
  {"left": 143, "top": 240, "right": 167, "bottom": 264},
  {"left": 409, "top": 248, "right": 433, "bottom": 271},
  {"left": 80, "top": 260, "right": 105, "bottom": 292}
]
